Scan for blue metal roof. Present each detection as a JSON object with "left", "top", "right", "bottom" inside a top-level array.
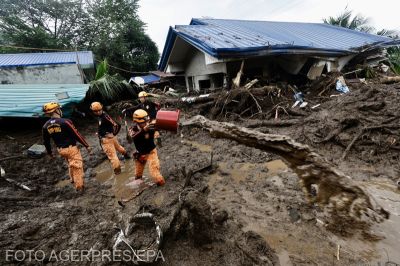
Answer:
[
  {"left": 0, "top": 51, "right": 94, "bottom": 68},
  {"left": 140, "top": 74, "right": 161, "bottom": 84},
  {"left": 0, "top": 84, "right": 89, "bottom": 117},
  {"left": 159, "top": 18, "right": 398, "bottom": 70}
]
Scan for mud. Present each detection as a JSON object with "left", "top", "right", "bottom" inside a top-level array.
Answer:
[{"left": 1, "top": 82, "right": 400, "bottom": 265}]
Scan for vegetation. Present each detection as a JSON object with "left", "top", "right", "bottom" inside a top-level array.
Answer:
[
  {"left": 87, "top": 59, "right": 135, "bottom": 103},
  {"left": 322, "top": 8, "right": 374, "bottom": 33},
  {"left": 323, "top": 8, "right": 400, "bottom": 75},
  {"left": 0, "top": 0, "right": 159, "bottom": 74},
  {"left": 387, "top": 47, "right": 400, "bottom": 74}
]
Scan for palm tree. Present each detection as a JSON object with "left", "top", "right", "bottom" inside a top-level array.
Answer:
[
  {"left": 87, "top": 59, "right": 133, "bottom": 102},
  {"left": 323, "top": 8, "right": 374, "bottom": 33}
]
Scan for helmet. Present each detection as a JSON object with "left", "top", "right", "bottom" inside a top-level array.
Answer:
[
  {"left": 138, "top": 91, "right": 148, "bottom": 98},
  {"left": 43, "top": 102, "right": 61, "bottom": 114},
  {"left": 133, "top": 109, "right": 149, "bottom": 123},
  {"left": 90, "top": 102, "right": 103, "bottom": 111}
]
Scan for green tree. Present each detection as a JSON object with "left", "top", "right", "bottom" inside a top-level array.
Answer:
[
  {"left": 0, "top": 0, "right": 87, "bottom": 50},
  {"left": 322, "top": 8, "right": 374, "bottom": 33},
  {"left": 85, "top": 0, "right": 159, "bottom": 73},
  {"left": 0, "top": 0, "right": 159, "bottom": 73}
]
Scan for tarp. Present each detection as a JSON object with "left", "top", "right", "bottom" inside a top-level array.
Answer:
[
  {"left": 0, "top": 84, "right": 89, "bottom": 117},
  {"left": 129, "top": 74, "right": 161, "bottom": 86}
]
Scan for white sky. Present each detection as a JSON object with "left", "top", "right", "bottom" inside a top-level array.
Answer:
[{"left": 138, "top": 0, "right": 400, "bottom": 53}]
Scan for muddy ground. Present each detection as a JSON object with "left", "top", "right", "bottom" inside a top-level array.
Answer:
[{"left": 1, "top": 82, "right": 400, "bottom": 265}]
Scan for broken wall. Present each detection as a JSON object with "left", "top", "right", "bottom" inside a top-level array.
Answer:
[{"left": 184, "top": 47, "right": 227, "bottom": 91}]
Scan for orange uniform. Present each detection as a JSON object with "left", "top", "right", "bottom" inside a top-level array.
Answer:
[
  {"left": 128, "top": 124, "right": 165, "bottom": 186},
  {"left": 97, "top": 112, "right": 128, "bottom": 174},
  {"left": 42, "top": 118, "right": 89, "bottom": 190}
]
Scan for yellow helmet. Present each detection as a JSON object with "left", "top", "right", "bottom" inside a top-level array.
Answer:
[
  {"left": 133, "top": 109, "right": 149, "bottom": 123},
  {"left": 43, "top": 102, "right": 61, "bottom": 114},
  {"left": 138, "top": 91, "right": 148, "bottom": 98},
  {"left": 90, "top": 102, "right": 103, "bottom": 111}
]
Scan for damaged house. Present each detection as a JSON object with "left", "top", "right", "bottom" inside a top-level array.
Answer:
[
  {"left": 159, "top": 18, "right": 398, "bottom": 91},
  {"left": 0, "top": 51, "right": 94, "bottom": 117}
]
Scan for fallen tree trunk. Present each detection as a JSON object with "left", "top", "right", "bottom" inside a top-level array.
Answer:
[
  {"left": 380, "top": 76, "right": 400, "bottom": 84},
  {"left": 182, "top": 115, "right": 388, "bottom": 224},
  {"left": 245, "top": 119, "right": 302, "bottom": 128}
]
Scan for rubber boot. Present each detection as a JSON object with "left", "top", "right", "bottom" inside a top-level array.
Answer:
[{"left": 114, "top": 166, "right": 122, "bottom": 175}]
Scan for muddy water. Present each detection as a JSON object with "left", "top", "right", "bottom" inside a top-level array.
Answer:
[
  {"left": 96, "top": 159, "right": 156, "bottom": 199},
  {"left": 206, "top": 159, "right": 398, "bottom": 263},
  {"left": 208, "top": 160, "right": 288, "bottom": 187},
  {"left": 55, "top": 179, "right": 72, "bottom": 188},
  {"left": 181, "top": 139, "right": 213, "bottom": 152},
  {"left": 56, "top": 158, "right": 151, "bottom": 199},
  {"left": 179, "top": 138, "right": 400, "bottom": 264},
  {"left": 361, "top": 179, "right": 400, "bottom": 264}
]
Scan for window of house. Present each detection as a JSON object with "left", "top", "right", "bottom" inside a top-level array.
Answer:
[{"left": 199, "top": 79, "right": 211, "bottom": 89}]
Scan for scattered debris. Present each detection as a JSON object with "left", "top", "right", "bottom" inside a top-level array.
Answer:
[
  {"left": 232, "top": 60, "right": 244, "bottom": 88},
  {"left": 113, "top": 212, "right": 163, "bottom": 264},
  {"left": 27, "top": 144, "right": 46, "bottom": 158},
  {"left": 336, "top": 76, "right": 350, "bottom": 94}
]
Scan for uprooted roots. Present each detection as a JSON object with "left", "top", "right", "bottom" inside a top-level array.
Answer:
[
  {"left": 210, "top": 86, "right": 290, "bottom": 119},
  {"left": 183, "top": 115, "right": 389, "bottom": 226}
]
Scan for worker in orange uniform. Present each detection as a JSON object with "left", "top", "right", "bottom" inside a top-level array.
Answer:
[
  {"left": 128, "top": 109, "right": 165, "bottom": 186},
  {"left": 42, "top": 102, "right": 91, "bottom": 191},
  {"left": 90, "top": 102, "right": 130, "bottom": 175},
  {"left": 122, "top": 91, "right": 162, "bottom": 146}
]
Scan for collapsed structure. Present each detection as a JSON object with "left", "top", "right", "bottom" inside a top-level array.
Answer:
[{"left": 159, "top": 18, "right": 398, "bottom": 91}]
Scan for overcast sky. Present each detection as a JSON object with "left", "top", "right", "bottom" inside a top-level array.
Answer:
[{"left": 138, "top": 0, "right": 400, "bottom": 53}]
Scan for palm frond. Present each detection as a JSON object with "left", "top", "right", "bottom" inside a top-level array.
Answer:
[
  {"left": 322, "top": 8, "right": 373, "bottom": 33},
  {"left": 95, "top": 59, "right": 109, "bottom": 80},
  {"left": 88, "top": 74, "right": 129, "bottom": 101}
]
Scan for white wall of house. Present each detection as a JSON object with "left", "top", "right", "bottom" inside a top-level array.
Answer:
[
  {"left": 0, "top": 64, "right": 83, "bottom": 84},
  {"left": 184, "top": 49, "right": 227, "bottom": 91}
]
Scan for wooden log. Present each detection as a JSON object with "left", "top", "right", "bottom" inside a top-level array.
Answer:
[
  {"left": 380, "top": 76, "right": 400, "bottom": 84},
  {"left": 182, "top": 115, "right": 388, "bottom": 223},
  {"left": 245, "top": 119, "right": 302, "bottom": 128}
]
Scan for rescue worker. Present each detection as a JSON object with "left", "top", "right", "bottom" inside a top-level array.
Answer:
[
  {"left": 42, "top": 102, "right": 91, "bottom": 191},
  {"left": 122, "top": 91, "right": 161, "bottom": 145},
  {"left": 90, "top": 102, "right": 130, "bottom": 175},
  {"left": 128, "top": 109, "right": 165, "bottom": 186}
]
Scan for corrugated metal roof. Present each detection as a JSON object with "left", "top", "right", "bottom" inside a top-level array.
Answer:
[
  {"left": 0, "top": 84, "right": 89, "bottom": 117},
  {"left": 0, "top": 51, "right": 94, "bottom": 68},
  {"left": 141, "top": 74, "right": 161, "bottom": 84},
  {"left": 129, "top": 74, "right": 161, "bottom": 85},
  {"left": 159, "top": 18, "right": 398, "bottom": 70}
]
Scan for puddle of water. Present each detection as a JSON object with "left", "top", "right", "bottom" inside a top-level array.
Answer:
[
  {"left": 327, "top": 179, "right": 400, "bottom": 264},
  {"left": 152, "top": 193, "right": 165, "bottom": 207},
  {"left": 182, "top": 140, "right": 212, "bottom": 152},
  {"left": 207, "top": 159, "right": 289, "bottom": 187},
  {"left": 265, "top": 160, "right": 288, "bottom": 176},
  {"left": 361, "top": 180, "right": 400, "bottom": 264},
  {"left": 94, "top": 159, "right": 152, "bottom": 199},
  {"left": 55, "top": 160, "right": 153, "bottom": 198},
  {"left": 56, "top": 159, "right": 152, "bottom": 199},
  {"left": 277, "top": 250, "right": 292, "bottom": 266},
  {"left": 55, "top": 179, "right": 72, "bottom": 188}
]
